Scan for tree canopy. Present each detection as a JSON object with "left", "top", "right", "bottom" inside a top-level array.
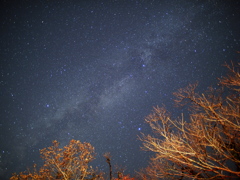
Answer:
[{"left": 140, "top": 62, "right": 240, "bottom": 179}]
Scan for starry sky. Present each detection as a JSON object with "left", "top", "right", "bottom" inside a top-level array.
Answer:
[{"left": 0, "top": 0, "right": 239, "bottom": 179}]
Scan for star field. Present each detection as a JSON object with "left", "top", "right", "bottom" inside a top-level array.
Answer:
[{"left": 0, "top": 0, "right": 239, "bottom": 179}]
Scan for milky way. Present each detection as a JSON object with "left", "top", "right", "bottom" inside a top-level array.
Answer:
[{"left": 0, "top": 0, "right": 239, "bottom": 179}]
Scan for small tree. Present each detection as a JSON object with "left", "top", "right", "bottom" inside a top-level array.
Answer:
[
  {"left": 103, "top": 152, "right": 135, "bottom": 180},
  {"left": 140, "top": 62, "right": 240, "bottom": 179},
  {"left": 104, "top": 152, "right": 113, "bottom": 180},
  {"left": 11, "top": 139, "right": 103, "bottom": 180}
]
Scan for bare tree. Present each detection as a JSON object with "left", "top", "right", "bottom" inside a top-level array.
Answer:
[
  {"left": 140, "top": 62, "right": 240, "bottom": 179},
  {"left": 104, "top": 152, "right": 113, "bottom": 180}
]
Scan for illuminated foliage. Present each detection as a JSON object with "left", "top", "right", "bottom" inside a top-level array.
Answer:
[
  {"left": 140, "top": 62, "right": 240, "bottom": 179},
  {"left": 10, "top": 139, "right": 103, "bottom": 180},
  {"left": 114, "top": 175, "right": 135, "bottom": 180}
]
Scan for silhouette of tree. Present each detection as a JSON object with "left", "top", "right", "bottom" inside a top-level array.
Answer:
[
  {"left": 10, "top": 139, "right": 103, "bottom": 180},
  {"left": 103, "top": 152, "right": 135, "bottom": 180},
  {"left": 140, "top": 62, "right": 240, "bottom": 179},
  {"left": 103, "top": 152, "right": 113, "bottom": 180}
]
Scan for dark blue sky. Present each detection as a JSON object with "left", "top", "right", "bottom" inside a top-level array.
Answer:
[{"left": 0, "top": 0, "right": 239, "bottom": 179}]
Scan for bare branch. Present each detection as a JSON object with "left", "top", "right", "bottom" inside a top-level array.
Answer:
[{"left": 140, "top": 62, "right": 240, "bottom": 179}]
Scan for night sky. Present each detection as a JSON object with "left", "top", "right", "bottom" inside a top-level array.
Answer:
[{"left": 0, "top": 0, "right": 239, "bottom": 179}]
